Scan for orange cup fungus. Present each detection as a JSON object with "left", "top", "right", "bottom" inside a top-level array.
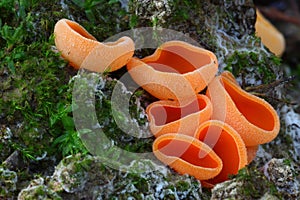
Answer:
[
  {"left": 145, "top": 69, "right": 279, "bottom": 187},
  {"left": 255, "top": 9, "right": 285, "bottom": 56},
  {"left": 152, "top": 133, "right": 223, "bottom": 181},
  {"left": 194, "top": 120, "right": 248, "bottom": 187},
  {"left": 54, "top": 19, "right": 134, "bottom": 72},
  {"left": 146, "top": 94, "right": 212, "bottom": 137},
  {"left": 206, "top": 72, "right": 280, "bottom": 147},
  {"left": 127, "top": 40, "right": 218, "bottom": 100}
]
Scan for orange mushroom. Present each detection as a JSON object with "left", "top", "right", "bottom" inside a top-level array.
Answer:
[
  {"left": 146, "top": 94, "right": 212, "bottom": 137},
  {"left": 153, "top": 133, "right": 223, "bottom": 180},
  {"left": 127, "top": 40, "right": 218, "bottom": 100},
  {"left": 194, "top": 120, "right": 248, "bottom": 187},
  {"left": 220, "top": 70, "right": 238, "bottom": 85},
  {"left": 206, "top": 71, "right": 280, "bottom": 146},
  {"left": 54, "top": 18, "right": 134, "bottom": 72},
  {"left": 255, "top": 9, "right": 285, "bottom": 56}
]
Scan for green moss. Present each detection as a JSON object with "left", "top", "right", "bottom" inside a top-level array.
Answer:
[
  {"left": 224, "top": 50, "right": 279, "bottom": 84},
  {"left": 4, "top": 0, "right": 136, "bottom": 161},
  {"left": 126, "top": 173, "right": 149, "bottom": 193},
  {"left": 67, "top": 0, "right": 130, "bottom": 40},
  {"left": 0, "top": 38, "right": 77, "bottom": 158},
  {"left": 0, "top": 0, "right": 108, "bottom": 163},
  {"left": 232, "top": 167, "right": 282, "bottom": 199}
]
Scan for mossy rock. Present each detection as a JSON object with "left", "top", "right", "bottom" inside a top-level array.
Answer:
[{"left": 0, "top": 0, "right": 299, "bottom": 199}]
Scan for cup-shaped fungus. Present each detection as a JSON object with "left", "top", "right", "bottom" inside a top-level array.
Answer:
[
  {"left": 153, "top": 133, "right": 223, "bottom": 180},
  {"left": 206, "top": 71, "right": 280, "bottom": 147},
  {"left": 146, "top": 94, "right": 212, "bottom": 137},
  {"left": 127, "top": 40, "right": 218, "bottom": 100},
  {"left": 255, "top": 9, "right": 285, "bottom": 56},
  {"left": 194, "top": 120, "right": 248, "bottom": 187},
  {"left": 54, "top": 19, "right": 134, "bottom": 72}
]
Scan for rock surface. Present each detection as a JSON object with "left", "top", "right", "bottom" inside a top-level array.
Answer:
[
  {"left": 19, "top": 154, "right": 205, "bottom": 199},
  {"left": 263, "top": 158, "right": 300, "bottom": 198}
]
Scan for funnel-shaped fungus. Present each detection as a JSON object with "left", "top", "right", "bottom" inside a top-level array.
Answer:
[
  {"left": 194, "top": 120, "right": 248, "bottom": 187},
  {"left": 54, "top": 19, "right": 134, "bottom": 72},
  {"left": 153, "top": 133, "right": 223, "bottom": 180},
  {"left": 127, "top": 40, "right": 218, "bottom": 100},
  {"left": 255, "top": 9, "right": 285, "bottom": 56},
  {"left": 146, "top": 94, "right": 212, "bottom": 137},
  {"left": 206, "top": 71, "right": 280, "bottom": 146}
]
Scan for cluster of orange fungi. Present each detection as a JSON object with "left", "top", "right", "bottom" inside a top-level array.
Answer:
[{"left": 54, "top": 15, "right": 281, "bottom": 188}]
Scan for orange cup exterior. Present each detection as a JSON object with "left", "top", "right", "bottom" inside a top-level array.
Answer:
[
  {"left": 146, "top": 94, "right": 212, "bottom": 137},
  {"left": 153, "top": 133, "right": 223, "bottom": 181},
  {"left": 194, "top": 120, "right": 248, "bottom": 187},
  {"left": 206, "top": 71, "right": 280, "bottom": 146},
  {"left": 255, "top": 9, "right": 285, "bottom": 56},
  {"left": 127, "top": 40, "right": 218, "bottom": 100},
  {"left": 54, "top": 19, "right": 134, "bottom": 72}
]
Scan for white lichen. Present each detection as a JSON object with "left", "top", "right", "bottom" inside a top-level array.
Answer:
[
  {"left": 263, "top": 158, "right": 300, "bottom": 197},
  {"left": 18, "top": 178, "right": 62, "bottom": 200},
  {"left": 133, "top": 0, "right": 172, "bottom": 25},
  {"left": 52, "top": 155, "right": 88, "bottom": 193},
  {"left": 0, "top": 167, "right": 18, "bottom": 195},
  {"left": 281, "top": 105, "right": 300, "bottom": 160}
]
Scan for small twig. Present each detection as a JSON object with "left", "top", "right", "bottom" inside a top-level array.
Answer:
[
  {"left": 250, "top": 92, "right": 297, "bottom": 105},
  {"left": 245, "top": 76, "right": 295, "bottom": 92},
  {"left": 258, "top": 6, "right": 300, "bottom": 27}
]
